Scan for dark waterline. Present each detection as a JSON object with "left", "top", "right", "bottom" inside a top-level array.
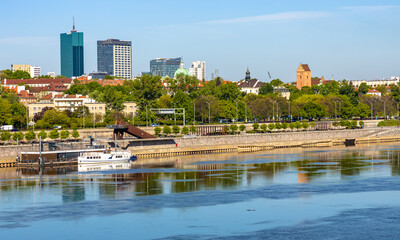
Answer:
[{"left": 1, "top": 143, "right": 400, "bottom": 239}]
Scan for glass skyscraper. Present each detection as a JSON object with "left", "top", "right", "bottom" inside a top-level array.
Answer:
[
  {"left": 150, "top": 57, "right": 181, "bottom": 77},
  {"left": 97, "top": 39, "right": 132, "bottom": 79},
  {"left": 60, "top": 23, "right": 84, "bottom": 78}
]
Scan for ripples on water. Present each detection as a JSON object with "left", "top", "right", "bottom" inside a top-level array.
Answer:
[{"left": 1, "top": 143, "right": 400, "bottom": 239}]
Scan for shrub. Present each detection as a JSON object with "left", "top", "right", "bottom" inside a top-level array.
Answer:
[
  {"left": 163, "top": 125, "right": 171, "bottom": 135},
  {"left": 12, "top": 132, "right": 24, "bottom": 142},
  {"left": 302, "top": 122, "right": 309, "bottom": 130},
  {"left": 295, "top": 121, "right": 302, "bottom": 129},
  {"left": 289, "top": 122, "right": 295, "bottom": 130},
  {"left": 154, "top": 126, "right": 162, "bottom": 135},
  {"left": 49, "top": 129, "right": 59, "bottom": 139},
  {"left": 282, "top": 122, "right": 288, "bottom": 130},
  {"left": 38, "top": 130, "right": 47, "bottom": 140},
  {"left": 223, "top": 125, "right": 230, "bottom": 134},
  {"left": 252, "top": 123, "right": 259, "bottom": 131},
  {"left": 246, "top": 130, "right": 256, "bottom": 134},
  {"left": 172, "top": 125, "right": 180, "bottom": 134},
  {"left": 0, "top": 131, "right": 12, "bottom": 142},
  {"left": 239, "top": 124, "right": 246, "bottom": 131},
  {"left": 181, "top": 126, "right": 189, "bottom": 135},
  {"left": 268, "top": 123, "right": 275, "bottom": 131},
  {"left": 190, "top": 125, "right": 197, "bottom": 133},
  {"left": 359, "top": 121, "right": 364, "bottom": 128},
  {"left": 60, "top": 130, "right": 70, "bottom": 139},
  {"left": 72, "top": 129, "right": 80, "bottom": 139},
  {"left": 25, "top": 130, "right": 36, "bottom": 141},
  {"left": 275, "top": 122, "right": 282, "bottom": 130},
  {"left": 310, "top": 122, "right": 316, "bottom": 129},
  {"left": 230, "top": 124, "right": 238, "bottom": 133},
  {"left": 260, "top": 124, "right": 267, "bottom": 132},
  {"left": 333, "top": 121, "right": 340, "bottom": 127},
  {"left": 350, "top": 120, "right": 358, "bottom": 129}
]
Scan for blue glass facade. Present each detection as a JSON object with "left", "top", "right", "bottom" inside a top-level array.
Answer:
[
  {"left": 97, "top": 39, "right": 132, "bottom": 78},
  {"left": 150, "top": 57, "right": 181, "bottom": 77},
  {"left": 60, "top": 31, "right": 84, "bottom": 78}
]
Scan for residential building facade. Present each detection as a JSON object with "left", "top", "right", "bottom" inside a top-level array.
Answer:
[
  {"left": 11, "top": 64, "right": 41, "bottom": 77},
  {"left": 150, "top": 57, "right": 181, "bottom": 77},
  {"left": 189, "top": 61, "right": 206, "bottom": 81},
  {"left": 60, "top": 22, "right": 84, "bottom": 78},
  {"left": 97, "top": 39, "right": 132, "bottom": 79}
]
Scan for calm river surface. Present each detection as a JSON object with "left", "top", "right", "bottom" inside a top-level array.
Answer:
[{"left": 1, "top": 143, "right": 400, "bottom": 239}]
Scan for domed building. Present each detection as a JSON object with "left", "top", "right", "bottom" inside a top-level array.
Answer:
[{"left": 174, "top": 61, "right": 190, "bottom": 78}]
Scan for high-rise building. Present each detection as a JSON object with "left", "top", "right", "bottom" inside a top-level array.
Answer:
[
  {"left": 11, "top": 64, "right": 41, "bottom": 78},
  {"left": 150, "top": 57, "right": 181, "bottom": 77},
  {"left": 189, "top": 61, "right": 206, "bottom": 81},
  {"left": 60, "top": 19, "right": 84, "bottom": 78},
  {"left": 97, "top": 39, "right": 132, "bottom": 79}
]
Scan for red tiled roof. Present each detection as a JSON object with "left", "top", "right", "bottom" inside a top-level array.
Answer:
[
  {"left": 1, "top": 78, "right": 72, "bottom": 85},
  {"left": 238, "top": 79, "right": 262, "bottom": 88},
  {"left": 18, "top": 90, "right": 36, "bottom": 99},
  {"left": 40, "top": 93, "right": 53, "bottom": 100},
  {"left": 300, "top": 64, "right": 310, "bottom": 71}
]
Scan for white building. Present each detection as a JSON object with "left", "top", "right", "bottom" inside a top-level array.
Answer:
[
  {"left": 189, "top": 61, "right": 206, "bottom": 81},
  {"left": 348, "top": 77, "right": 400, "bottom": 88},
  {"left": 30, "top": 66, "right": 41, "bottom": 78}
]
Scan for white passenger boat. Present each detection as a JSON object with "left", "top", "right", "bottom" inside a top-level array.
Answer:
[{"left": 78, "top": 149, "right": 137, "bottom": 164}]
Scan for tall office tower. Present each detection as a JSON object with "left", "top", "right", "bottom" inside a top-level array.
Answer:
[
  {"left": 189, "top": 61, "right": 206, "bottom": 81},
  {"left": 97, "top": 39, "right": 132, "bottom": 79},
  {"left": 150, "top": 57, "right": 181, "bottom": 77},
  {"left": 60, "top": 19, "right": 84, "bottom": 78}
]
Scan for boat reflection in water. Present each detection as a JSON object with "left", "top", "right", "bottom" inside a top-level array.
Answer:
[{"left": 78, "top": 161, "right": 131, "bottom": 172}]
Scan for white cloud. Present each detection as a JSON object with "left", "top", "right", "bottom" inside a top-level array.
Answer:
[
  {"left": 341, "top": 5, "right": 399, "bottom": 11},
  {"left": 200, "top": 11, "right": 329, "bottom": 24}
]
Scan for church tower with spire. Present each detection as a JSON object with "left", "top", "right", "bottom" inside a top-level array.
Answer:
[{"left": 245, "top": 67, "right": 251, "bottom": 82}]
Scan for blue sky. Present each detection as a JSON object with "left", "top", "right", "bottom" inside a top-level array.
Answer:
[{"left": 1, "top": 0, "right": 399, "bottom": 82}]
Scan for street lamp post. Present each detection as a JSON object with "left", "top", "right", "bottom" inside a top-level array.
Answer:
[
  {"left": 245, "top": 102, "right": 248, "bottom": 123},
  {"left": 235, "top": 100, "right": 238, "bottom": 123},
  {"left": 381, "top": 100, "right": 387, "bottom": 119},
  {"left": 207, "top": 102, "right": 211, "bottom": 124},
  {"left": 367, "top": 100, "right": 373, "bottom": 120},
  {"left": 334, "top": 101, "right": 337, "bottom": 120},
  {"left": 146, "top": 104, "right": 148, "bottom": 127},
  {"left": 193, "top": 101, "right": 196, "bottom": 125},
  {"left": 288, "top": 101, "right": 291, "bottom": 122}
]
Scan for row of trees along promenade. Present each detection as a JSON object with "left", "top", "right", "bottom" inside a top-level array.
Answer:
[{"left": 1, "top": 73, "right": 400, "bottom": 130}]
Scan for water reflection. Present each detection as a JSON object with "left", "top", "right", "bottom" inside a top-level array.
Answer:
[{"left": 0, "top": 143, "right": 400, "bottom": 201}]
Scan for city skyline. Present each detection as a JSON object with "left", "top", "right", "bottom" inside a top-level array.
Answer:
[{"left": 1, "top": 0, "right": 399, "bottom": 82}]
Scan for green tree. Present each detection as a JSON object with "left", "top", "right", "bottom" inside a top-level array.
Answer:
[
  {"left": 190, "top": 125, "right": 197, "bottom": 134},
  {"left": 25, "top": 130, "right": 36, "bottom": 141},
  {"left": 154, "top": 126, "right": 162, "bottom": 135},
  {"left": 282, "top": 122, "right": 288, "bottom": 130},
  {"left": 0, "top": 131, "right": 11, "bottom": 142},
  {"left": 275, "top": 122, "right": 282, "bottom": 130},
  {"left": 302, "top": 122, "right": 309, "bottom": 130},
  {"left": 0, "top": 99, "right": 13, "bottom": 125},
  {"left": 260, "top": 123, "right": 267, "bottom": 132},
  {"left": 359, "top": 121, "right": 364, "bottom": 128},
  {"left": 49, "top": 129, "right": 59, "bottom": 140},
  {"left": 358, "top": 83, "right": 369, "bottom": 94},
  {"left": 60, "top": 130, "right": 70, "bottom": 140},
  {"left": 172, "top": 125, "right": 180, "bottom": 134},
  {"left": 295, "top": 121, "right": 302, "bottom": 129},
  {"left": 289, "top": 122, "right": 295, "bottom": 130},
  {"left": 10, "top": 70, "right": 31, "bottom": 79},
  {"left": 239, "top": 124, "right": 246, "bottom": 132},
  {"left": 270, "top": 79, "right": 283, "bottom": 87},
  {"left": 252, "top": 123, "right": 259, "bottom": 131},
  {"left": 355, "top": 103, "right": 371, "bottom": 119},
  {"left": 259, "top": 82, "right": 273, "bottom": 95},
  {"left": 38, "top": 130, "right": 47, "bottom": 140},
  {"left": 310, "top": 122, "right": 316, "bottom": 129},
  {"left": 268, "top": 123, "right": 275, "bottom": 131},
  {"left": 181, "top": 126, "right": 189, "bottom": 135},
  {"left": 12, "top": 132, "right": 24, "bottom": 141},
  {"left": 230, "top": 124, "right": 238, "bottom": 133},
  {"left": 72, "top": 129, "right": 80, "bottom": 139},
  {"left": 163, "top": 125, "right": 171, "bottom": 135}
]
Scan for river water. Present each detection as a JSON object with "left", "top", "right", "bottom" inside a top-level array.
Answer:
[{"left": 1, "top": 143, "right": 400, "bottom": 239}]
